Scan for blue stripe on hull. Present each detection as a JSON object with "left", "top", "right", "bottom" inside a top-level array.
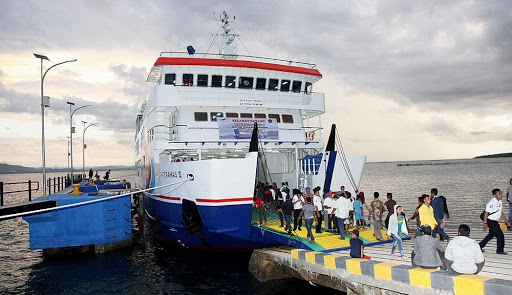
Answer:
[
  {"left": 144, "top": 198, "right": 282, "bottom": 249},
  {"left": 323, "top": 151, "right": 337, "bottom": 192}
]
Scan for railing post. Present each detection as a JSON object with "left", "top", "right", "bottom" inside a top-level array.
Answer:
[
  {"left": 53, "top": 177, "right": 56, "bottom": 193},
  {"left": 28, "top": 180, "right": 32, "bottom": 201},
  {"left": 48, "top": 178, "right": 51, "bottom": 195},
  {"left": 0, "top": 182, "right": 3, "bottom": 206}
]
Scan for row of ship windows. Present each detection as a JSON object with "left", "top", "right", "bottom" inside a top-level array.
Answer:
[
  {"left": 165, "top": 73, "right": 313, "bottom": 94},
  {"left": 194, "top": 112, "right": 294, "bottom": 123}
]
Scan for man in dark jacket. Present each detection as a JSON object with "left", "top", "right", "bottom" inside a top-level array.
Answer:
[
  {"left": 431, "top": 188, "right": 450, "bottom": 241},
  {"left": 282, "top": 195, "right": 294, "bottom": 234},
  {"left": 384, "top": 193, "right": 396, "bottom": 229}
]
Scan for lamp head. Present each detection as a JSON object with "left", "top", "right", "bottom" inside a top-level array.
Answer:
[{"left": 34, "top": 53, "right": 49, "bottom": 61}]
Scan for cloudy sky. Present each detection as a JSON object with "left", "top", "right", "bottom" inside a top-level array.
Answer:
[{"left": 1, "top": 0, "right": 511, "bottom": 168}]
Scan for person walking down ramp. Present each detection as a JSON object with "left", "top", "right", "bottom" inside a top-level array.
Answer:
[
  {"left": 369, "top": 192, "right": 385, "bottom": 241},
  {"left": 387, "top": 205, "right": 409, "bottom": 259},
  {"left": 479, "top": 189, "right": 511, "bottom": 254},
  {"left": 384, "top": 193, "right": 396, "bottom": 229}
]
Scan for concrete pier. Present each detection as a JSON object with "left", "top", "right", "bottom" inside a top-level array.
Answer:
[{"left": 250, "top": 227, "right": 512, "bottom": 295}]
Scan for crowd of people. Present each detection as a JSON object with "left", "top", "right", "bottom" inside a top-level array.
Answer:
[{"left": 253, "top": 178, "right": 512, "bottom": 275}]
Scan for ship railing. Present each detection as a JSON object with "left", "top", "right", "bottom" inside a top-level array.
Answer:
[
  {"left": 299, "top": 157, "right": 321, "bottom": 175},
  {"left": 159, "top": 51, "right": 317, "bottom": 69},
  {"left": 149, "top": 124, "right": 323, "bottom": 143},
  {"left": 161, "top": 83, "right": 316, "bottom": 96}
]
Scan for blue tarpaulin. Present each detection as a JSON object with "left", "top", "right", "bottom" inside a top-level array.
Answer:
[{"left": 301, "top": 153, "right": 322, "bottom": 173}]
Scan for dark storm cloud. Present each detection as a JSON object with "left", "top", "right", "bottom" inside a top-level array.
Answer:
[
  {"left": 1, "top": 0, "right": 512, "bottom": 138},
  {"left": 109, "top": 64, "right": 149, "bottom": 97},
  {"left": 0, "top": 75, "right": 137, "bottom": 131}
]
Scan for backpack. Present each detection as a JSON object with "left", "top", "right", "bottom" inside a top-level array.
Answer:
[
  {"left": 480, "top": 209, "right": 499, "bottom": 221},
  {"left": 283, "top": 186, "right": 290, "bottom": 196}
]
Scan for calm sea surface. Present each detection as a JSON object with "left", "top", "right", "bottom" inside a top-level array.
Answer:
[{"left": 0, "top": 158, "right": 511, "bottom": 294}]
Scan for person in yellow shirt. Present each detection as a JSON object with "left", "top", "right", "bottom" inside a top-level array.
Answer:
[{"left": 418, "top": 195, "right": 438, "bottom": 230}]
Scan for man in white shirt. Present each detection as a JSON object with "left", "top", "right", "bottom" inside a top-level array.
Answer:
[
  {"left": 313, "top": 187, "right": 324, "bottom": 233},
  {"left": 292, "top": 192, "right": 304, "bottom": 231},
  {"left": 324, "top": 192, "right": 334, "bottom": 232},
  {"left": 507, "top": 178, "right": 512, "bottom": 225},
  {"left": 445, "top": 224, "right": 485, "bottom": 274},
  {"left": 332, "top": 193, "right": 351, "bottom": 240},
  {"left": 479, "top": 188, "right": 511, "bottom": 254}
]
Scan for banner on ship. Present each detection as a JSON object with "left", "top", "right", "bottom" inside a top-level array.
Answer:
[{"left": 217, "top": 117, "right": 279, "bottom": 140}]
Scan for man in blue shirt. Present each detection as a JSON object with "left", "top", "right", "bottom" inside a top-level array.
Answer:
[{"left": 431, "top": 188, "right": 450, "bottom": 241}]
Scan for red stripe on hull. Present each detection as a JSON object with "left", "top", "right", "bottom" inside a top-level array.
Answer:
[
  {"left": 154, "top": 57, "right": 322, "bottom": 77},
  {"left": 195, "top": 197, "right": 254, "bottom": 203},
  {"left": 155, "top": 195, "right": 181, "bottom": 201}
]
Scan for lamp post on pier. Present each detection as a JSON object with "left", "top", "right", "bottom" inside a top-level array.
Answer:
[
  {"left": 67, "top": 136, "right": 79, "bottom": 180},
  {"left": 67, "top": 102, "right": 90, "bottom": 184},
  {"left": 82, "top": 121, "right": 99, "bottom": 178},
  {"left": 34, "top": 53, "right": 77, "bottom": 195}
]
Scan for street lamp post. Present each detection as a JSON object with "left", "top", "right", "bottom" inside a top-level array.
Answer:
[
  {"left": 67, "top": 102, "right": 90, "bottom": 184},
  {"left": 67, "top": 136, "right": 79, "bottom": 180},
  {"left": 34, "top": 53, "right": 77, "bottom": 195},
  {"left": 82, "top": 121, "right": 99, "bottom": 178}
]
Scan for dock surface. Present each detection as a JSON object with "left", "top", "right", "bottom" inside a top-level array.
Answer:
[{"left": 250, "top": 225, "right": 512, "bottom": 295}]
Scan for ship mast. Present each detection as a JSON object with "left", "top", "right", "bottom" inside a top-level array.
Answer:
[{"left": 217, "top": 11, "right": 238, "bottom": 59}]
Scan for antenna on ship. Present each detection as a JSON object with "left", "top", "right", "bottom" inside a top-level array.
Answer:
[{"left": 212, "top": 11, "right": 238, "bottom": 59}]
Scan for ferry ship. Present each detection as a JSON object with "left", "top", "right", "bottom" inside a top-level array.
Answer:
[{"left": 135, "top": 12, "right": 366, "bottom": 250}]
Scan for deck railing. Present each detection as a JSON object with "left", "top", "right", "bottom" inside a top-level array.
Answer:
[{"left": 0, "top": 180, "right": 39, "bottom": 205}]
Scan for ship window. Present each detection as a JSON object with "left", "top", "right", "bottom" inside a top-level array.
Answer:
[
  {"left": 256, "top": 78, "right": 266, "bottom": 90},
  {"left": 198, "top": 74, "right": 208, "bottom": 87},
  {"left": 280, "top": 80, "right": 290, "bottom": 92},
  {"left": 210, "top": 112, "right": 223, "bottom": 121},
  {"left": 254, "top": 113, "right": 266, "bottom": 118},
  {"left": 212, "top": 75, "right": 222, "bottom": 87},
  {"left": 165, "top": 73, "right": 176, "bottom": 85},
  {"left": 226, "top": 112, "right": 238, "bottom": 118},
  {"left": 282, "top": 114, "right": 294, "bottom": 123},
  {"left": 292, "top": 81, "right": 302, "bottom": 93},
  {"left": 240, "top": 113, "right": 253, "bottom": 118},
  {"left": 268, "top": 79, "right": 279, "bottom": 91},
  {"left": 225, "top": 76, "right": 236, "bottom": 88},
  {"left": 268, "top": 114, "right": 281, "bottom": 123},
  {"left": 183, "top": 74, "right": 193, "bottom": 86},
  {"left": 305, "top": 82, "right": 312, "bottom": 94},
  {"left": 239, "top": 77, "right": 254, "bottom": 89},
  {"left": 194, "top": 112, "right": 208, "bottom": 121}
]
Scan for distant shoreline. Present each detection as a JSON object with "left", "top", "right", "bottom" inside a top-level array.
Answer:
[
  {"left": 474, "top": 152, "right": 512, "bottom": 159},
  {"left": 0, "top": 163, "right": 134, "bottom": 174}
]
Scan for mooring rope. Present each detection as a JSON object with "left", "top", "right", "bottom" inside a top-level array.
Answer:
[{"left": 0, "top": 179, "right": 190, "bottom": 221}]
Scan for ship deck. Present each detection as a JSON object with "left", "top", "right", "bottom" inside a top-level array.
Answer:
[{"left": 251, "top": 208, "right": 405, "bottom": 251}]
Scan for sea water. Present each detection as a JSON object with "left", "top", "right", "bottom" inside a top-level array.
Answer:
[{"left": 0, "top": 158, "right": 511, "bottom": 294}]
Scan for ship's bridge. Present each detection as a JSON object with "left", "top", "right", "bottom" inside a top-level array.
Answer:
[{"left": 146, "top": 52, "right": 324, "bottom": 119}]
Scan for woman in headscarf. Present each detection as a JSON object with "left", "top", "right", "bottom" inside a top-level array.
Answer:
[{"left": 387, "top": 204, "right": 409, "bottom": 259}]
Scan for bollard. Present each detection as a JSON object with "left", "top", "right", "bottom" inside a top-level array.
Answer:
[
  {"left": 0, "top": 182, "right": 3, "bottom": 206},
  {"left": 70, "top": 184, "right": 83, "bottom": 196},
  {"left": 28, "top": 180, "right": 32, "bottom": 201}
]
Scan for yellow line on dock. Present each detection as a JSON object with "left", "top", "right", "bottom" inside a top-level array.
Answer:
[
  {"left": 374, "top": 262, "right": 399, "bottom": 280},
  {"left": 454, "top": 274, "right": 492, "bottom": 295}
]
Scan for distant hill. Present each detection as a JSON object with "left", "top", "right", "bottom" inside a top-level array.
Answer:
[
  {"left": 474, "top": 153, "right": 512, "bottom": 159},
  {"left": 0, "top": 163, "right": 134, "bottom": 174}
]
